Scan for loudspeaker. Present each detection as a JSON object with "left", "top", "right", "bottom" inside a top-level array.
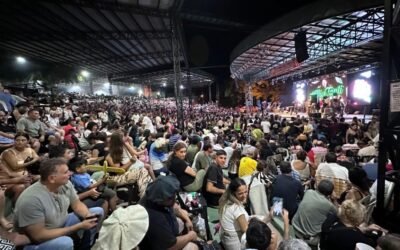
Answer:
[{"left": 295, "top": 31, "right": 309, "bottom": 63}]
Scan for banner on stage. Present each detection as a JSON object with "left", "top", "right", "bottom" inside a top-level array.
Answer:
[{"left": 390, "top": 82, "right": 400, "bottom": 112}]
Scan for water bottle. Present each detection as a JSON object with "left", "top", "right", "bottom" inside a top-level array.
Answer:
[{"left": 197, "top": 214, "right": 206, "bottom": 239}]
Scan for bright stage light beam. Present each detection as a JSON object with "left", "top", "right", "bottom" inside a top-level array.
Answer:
[{"left": 353, "top": 79, "right": 372, "bottom": 103}]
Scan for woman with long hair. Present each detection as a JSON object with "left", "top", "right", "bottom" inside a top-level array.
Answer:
[
  {"left": 0, "top": 132, "right": 40, "bottom": 192},
  {"left": 219, "top": 178, "right": 284, "bottom": 250},
  {"left": 0, "top": 132, "right": 38, "bottom": 228},
  {"left": 227, "top": 148, "right": 241, "bottom": 179},
  {"left": 167, "top": 142, "right": 205, "bottom": 192},
  {"left": 218, "top": 178, "right": 250, "bottom": 250},
  {"left": 1, "top": 132, "right": 40, "bottom": 179},
  {"left": 105, "top": 131, "right": 154, "bottom": 197}
]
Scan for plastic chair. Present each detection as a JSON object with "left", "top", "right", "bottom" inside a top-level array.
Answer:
[{"left": 315, "top": 175, "right": 349, "bottom": 198}]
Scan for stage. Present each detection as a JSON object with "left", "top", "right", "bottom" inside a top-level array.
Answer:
[{"left": 272, "top": 111, "right": 373, "bottom": 123}]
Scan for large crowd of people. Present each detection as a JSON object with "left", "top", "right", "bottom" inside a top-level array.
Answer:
[{"left": 0, "top": 85, "right": 399, "bottom": 250}]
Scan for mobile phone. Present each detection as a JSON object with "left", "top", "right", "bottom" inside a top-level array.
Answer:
[
  {"left": 272, "top": 197, "right": 283, "bottom": 216},
  {"left": 85, "top": 214, "right": 101, "bottom": 220}
]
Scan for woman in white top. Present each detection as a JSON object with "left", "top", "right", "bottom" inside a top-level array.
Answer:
[
  {"left": 290, "top": 150, "right": 311, "bottom": 182},
  {"left": 219, "top": 178, "right": 250, "bottom": 250}
]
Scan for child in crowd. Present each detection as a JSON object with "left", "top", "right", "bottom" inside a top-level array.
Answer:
[{"left": 69, "top": 157, "right": 118, "bottom": 213}]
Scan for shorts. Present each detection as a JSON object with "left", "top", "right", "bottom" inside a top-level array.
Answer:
[{"left": 99, "top": 187, "right": 116, "bottom": 200}]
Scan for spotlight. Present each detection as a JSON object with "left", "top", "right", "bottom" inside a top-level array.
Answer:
[
  {"left": 81, "top": 70, "right": 90, "bottom": 77},
  {"left": 16, "top": 56, "right": 26, "bottom": 64}
]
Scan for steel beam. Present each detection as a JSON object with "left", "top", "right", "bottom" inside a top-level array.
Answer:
[
  {"left": 0, "top": 31, "right": 171, "bottom": 42},
  {"left": 376, "top": 0, "right": 400, "bottom": 223},
  {"left": 40, "top": 0, "right": 170, "bottom": 17}
]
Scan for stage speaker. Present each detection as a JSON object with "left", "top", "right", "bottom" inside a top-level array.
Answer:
[{"left": 295, "top": 31, "right": 309, "bottom": 63}]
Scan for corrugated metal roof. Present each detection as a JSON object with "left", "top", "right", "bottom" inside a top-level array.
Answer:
[{"left": 0, "top": 0, "right": 212, "bottom": 85}]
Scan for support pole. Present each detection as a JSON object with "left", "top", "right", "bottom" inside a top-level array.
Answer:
[
  {"left": 89, "top": 80, "right": 94, "bottom": 94},
  {"left": 187, "top": 69, "right": 192, "bottom": 111},
  {"left": 208, "top": 83, "right": 212, "bottom": 102},
  {"left": 377, "top": 0, "right": 400, "bottom": 222},
  {"left": 245, "top": 82, "right": 253, "bottom": 113},
  {"left": 216, "top": 81, "right": 220, "bottom": 106},
  {"left": 171, "top": 17, "right": 184, "bottom": 130}
]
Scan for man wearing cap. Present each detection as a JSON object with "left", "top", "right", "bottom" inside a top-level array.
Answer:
[{"left": 140, "top": 176, "right": 198, "bottom": 250}]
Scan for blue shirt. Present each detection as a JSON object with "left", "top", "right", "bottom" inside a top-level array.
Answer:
[
  {"left": 149, "top": 143, "right": 168, "bottom": 170},
  {"left": 0, "top": 92, "right": 15, "bottom": 112},
  {"left": 70, "top": 173, "right": 91, "bottom": 193}
]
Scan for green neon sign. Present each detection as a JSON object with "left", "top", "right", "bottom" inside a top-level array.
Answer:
[{"left": 310, "top": 84, "right": 344, "bottom": 98}]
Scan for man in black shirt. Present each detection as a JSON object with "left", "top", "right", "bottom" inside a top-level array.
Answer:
[
  {"left": 0, "top": 111, "right": 15, "bottom": 150},
  {"left": 0, "top": 111, "right": 15, "bottom": 133},
  {"left": 140, "top": 176, "right": 197, "bottom": 250},
  {"left": 203, "top": 150, "right": 230, "bottom": 207},
  {"left": 271, "top": 161, "right": 304, "bottom": 220}
]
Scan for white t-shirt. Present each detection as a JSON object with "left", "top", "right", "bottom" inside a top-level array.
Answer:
[
  {"left": 358, "top": 146, "right": 377, "bottom": 157},
  {"left": 316, "top": 162, "right": 349, "bottom": 180},
  {"left": 47, "top": 116, "right": 60, "bottom": 128},
  {"left": 260, "top": 120, "right": 271, "bottom": 134},
  {"left": 220, "top": 203, "right": 249, "bottom": 232},
  {"left": 224, "top": 146, "right": 234, "bottom": 168},
  {"left": 142, "top": 116, "right": 155, "bottom": 133}
]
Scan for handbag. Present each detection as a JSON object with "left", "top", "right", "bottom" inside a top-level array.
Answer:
[
  {"left": 244, "top": 174, "right": 256, "bottom": 215},
  {"left": 195, "top": 240, "right": 222, "bottom": 250}
]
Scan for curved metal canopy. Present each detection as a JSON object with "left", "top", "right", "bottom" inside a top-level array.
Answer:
[{"left": 230, "top": 0, "right": 384, "bottom": 81}]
